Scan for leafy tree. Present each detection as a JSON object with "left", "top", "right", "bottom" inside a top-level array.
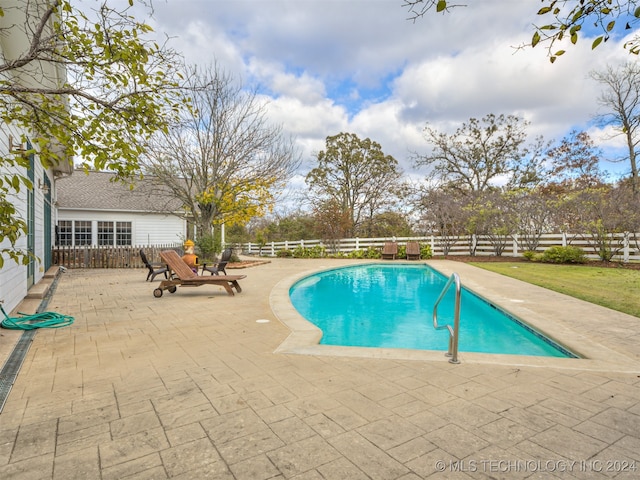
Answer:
[
  {"left": 415, "top": 187, "right": 468, "bottom": 255},
  {"left": 306, "top": 132, "right": 403, "bottom": 237},
  {"left": 616, "top": 179, "right": 640, "bottom": 251},
  {"left": 366, "top": 211, "right": 414, "bottom": 237},
  {"left": 542, "top": 130, "right": 608, "bottom": 191},
  {"left": 254, "top": 229, "right": 268, "bottom": 256},
  {"left": 572, "top": 185, "right": 631, "bottom": 260},
  {"left": 403, "top": 0, "right": 640, "bottom": 62},
  {"left": 537, "top": 129, "right": 612, "bottom": 243},
  {"left": 312, "top": 198, "right": 352, "bottom": 250},
  {"left": 465, "top": 191, "right": 517, "bottom": 256},
  {"left": 225, "top": 223, "right": 250, "bottom": 245},
  {"left": 591, "top": 62, "right": 640, "bottom": 198},
  {"left": 1, "top": 0, "right": 183, "bottom": 266},
  {"left": 140, "top": 64, "right": 301, "bottom": 237},
  {"left": 416, "top": 114, "right": 545, "bottom": 193},
  {"left": 547, "top": 188, "right": 590, "bottom": 240},
  {"left": 510, "top": 189, "right": 554, "bottom": 252},
  {"left": 247, "top": 211, "right": 316, "bottom": 242},
  {"left": 274, "top": 212, "right": 317, "bottom": 241}
]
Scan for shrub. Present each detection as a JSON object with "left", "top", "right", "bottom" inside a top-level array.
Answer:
[
  {"left": 309, "top": 245, "right": 327, "bottom": 258},
  {"left": 346, "top": 247, "right": 381, "bottom": 259},
  {"left": 195, "top": 234, "right": 219, "bottom": 260},
  {"left": 540, "top": 246, "right": 587, "bottom": 264},
  {"left": 364, "top": 246, "right": 382, "bottom": 259},
  {"left": 362, "top": 246, "right": 381, "bottom": 259},
  {"left": 292, "top": 245, "right": 326, "bottom": 258},
  {"left": 522, "top": 250, "right": 539, "bottom": 261},
  {"left": 276, "top": 249, "right": 292, "bottom": 257},
  {"left": 420, "top": 244, "right": 433, "bottom": 259}
]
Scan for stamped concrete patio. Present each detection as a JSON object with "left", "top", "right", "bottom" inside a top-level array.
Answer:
[{"left": 0, "top": 258, "right": 638, "bottom": 479}]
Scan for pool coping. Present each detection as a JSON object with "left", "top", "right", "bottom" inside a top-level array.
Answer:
[{"left": 269, "top": 260, "right": 640, "bottom": 373}]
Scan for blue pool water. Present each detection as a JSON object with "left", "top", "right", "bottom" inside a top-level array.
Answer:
[{"left": 289, "top": 264, "right": 576, "bottom": 357}]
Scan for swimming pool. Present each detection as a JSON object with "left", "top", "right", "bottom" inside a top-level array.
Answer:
[{"left": 289, "top": 263, "right": 577, "bottom": 358}]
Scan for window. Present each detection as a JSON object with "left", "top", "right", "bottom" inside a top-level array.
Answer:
[
  {"left": 97, "top": 221, "right": 114, "bottom": 246},
  {"left": 116, "top": 221, "right": 132, "bottom": 246},
  {"left": 74, "top": 221, "right": 92, "bottom": 246},
  {"left": 57, "top": 220, "right": 132, "bottom": 246},
  {"left": 57, "top": 220, "right": 72, "bottom": 246}
]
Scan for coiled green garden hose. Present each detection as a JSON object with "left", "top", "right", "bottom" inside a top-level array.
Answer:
[{"left": 0, "top": 304, "right": 74, "bottom": 330}]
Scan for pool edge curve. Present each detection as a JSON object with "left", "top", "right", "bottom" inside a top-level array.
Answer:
[{"left": 269, "top": 260, "right": 640, "bottom": 373}]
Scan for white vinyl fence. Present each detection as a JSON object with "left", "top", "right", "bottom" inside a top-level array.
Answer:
[{"left": 240, "top": 232, "right": 640, "bottom": 263}]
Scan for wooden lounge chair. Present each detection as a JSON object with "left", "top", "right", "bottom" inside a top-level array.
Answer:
[
  {"left": 153, "top": 250, "right": 246, "bottom": 297},
  {"left": 406, "top": 241, "right": 421, "bottom": 260},
  {"left": 140, "top": 249, "right": 169, "bottom": 282},
  {"left": 381, "top": 241, "right": 398, "bottom": 260}
]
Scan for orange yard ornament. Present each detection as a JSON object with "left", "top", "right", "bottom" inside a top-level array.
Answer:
[{"left": 181, "top": 240, "right": 199, "bottom": 273}]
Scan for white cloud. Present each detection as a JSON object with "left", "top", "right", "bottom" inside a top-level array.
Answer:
[
  {"left": 588, "top": 125, "right": 627, "bottom": 150},
  {"left": 118, "top": 0, "right": 637, "bottom": 199},
  {"left": 247, "top": 59, "right": 327, "bottom": 103}
]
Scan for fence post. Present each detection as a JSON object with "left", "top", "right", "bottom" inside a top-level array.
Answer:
[
  {"left": 355, "top": 237, "right": 359, "bottom": 250},
  {"left": 562, "top": 232, "right": 567, "bottom": 247},
  {"left": 512, "top": 234, "right": 518, "bottom": 257},
  {"left": 624, "top": 232, "right": 630, "bottom": 263},
  {"left": 271, "top": 241, "right": 275, "bottom": 256},
  {"left": 430, "top": 236, "right": 435, "bottom": 255}
]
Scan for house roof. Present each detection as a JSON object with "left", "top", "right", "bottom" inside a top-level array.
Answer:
[{"left": 56, "top": 170, "right": 184, "bottom": 213}]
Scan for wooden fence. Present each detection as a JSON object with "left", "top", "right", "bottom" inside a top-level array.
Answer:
[
  {"left": 51, "top": 232, "right": 640, "bottom": 268},
  {"left": 242, "top": 232, "right": 640, "bottom": 263},
  {"left": 52, "top": 244, "right": 182, "bottom": 269}
]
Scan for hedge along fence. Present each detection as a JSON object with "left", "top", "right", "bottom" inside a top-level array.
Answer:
[
  {"left": 241, "top": 232, "right": 640, "bottom": 263},
  {"left": 52, "top": 244, "right": 182, "bottom": 269}
]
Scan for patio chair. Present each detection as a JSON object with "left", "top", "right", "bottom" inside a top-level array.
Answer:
[
  {"left": 140, "top": 249, "right": 169, "bottom": 282},
  {"left": 202, "top": 248, "right": 232, "bottom": 275},
  {"left": 406, "top": 241, "right": 421, "bottom": 260},
  {"left": 153, "top": 250, "right": 246, "bottom": 297},
  {"left": 381, "top": 241, "right": 398, "bottom": 260}
]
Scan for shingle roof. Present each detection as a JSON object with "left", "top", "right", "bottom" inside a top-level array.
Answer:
[{"left": 56, "top": 170, "right": 184, "bottom": 212}]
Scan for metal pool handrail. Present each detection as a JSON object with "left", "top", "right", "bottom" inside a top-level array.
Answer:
[{"left": 432, "top": 272, "right": 461, "bottom": 364}]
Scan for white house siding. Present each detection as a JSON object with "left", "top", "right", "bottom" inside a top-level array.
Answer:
[
  {"left": 1, "top": 1, "right": 72, "bottom": 313},
  {"left": 0, "top": 128, "right": 56, "bottom": 313},
  {"left": 0, "top": 168, "right": 29, "bottom": 311},
  {"left": 131, "top": 214, "right": 186, "bottom": 245},
  {"left": 57, "top": 209, "right": 186, "bottom": 246}
]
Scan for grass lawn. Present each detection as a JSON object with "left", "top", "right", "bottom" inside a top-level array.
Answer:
[{"left": 469, "top": 262, "right": 640, "bottom": 318}]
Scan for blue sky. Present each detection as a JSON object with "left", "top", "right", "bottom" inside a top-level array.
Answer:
[{"left": 118, "top": 0, "right": 637, "bottom": 198}]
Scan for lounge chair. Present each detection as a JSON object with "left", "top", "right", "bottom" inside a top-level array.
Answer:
[
  {"left": 153, "top": 250, "right": 246, "bottom": 297},
  {"left": 202, "top": 248, "right": 232, "bottom": 275},
  {"left": 406, "top": 241, "right": 421, "bottom": 260},
  {"left": 381, "top": 241, "right": 398, "bottom": 260},
  {"left": 140, "top": 249, "right": 169, "bottom": 281}
]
